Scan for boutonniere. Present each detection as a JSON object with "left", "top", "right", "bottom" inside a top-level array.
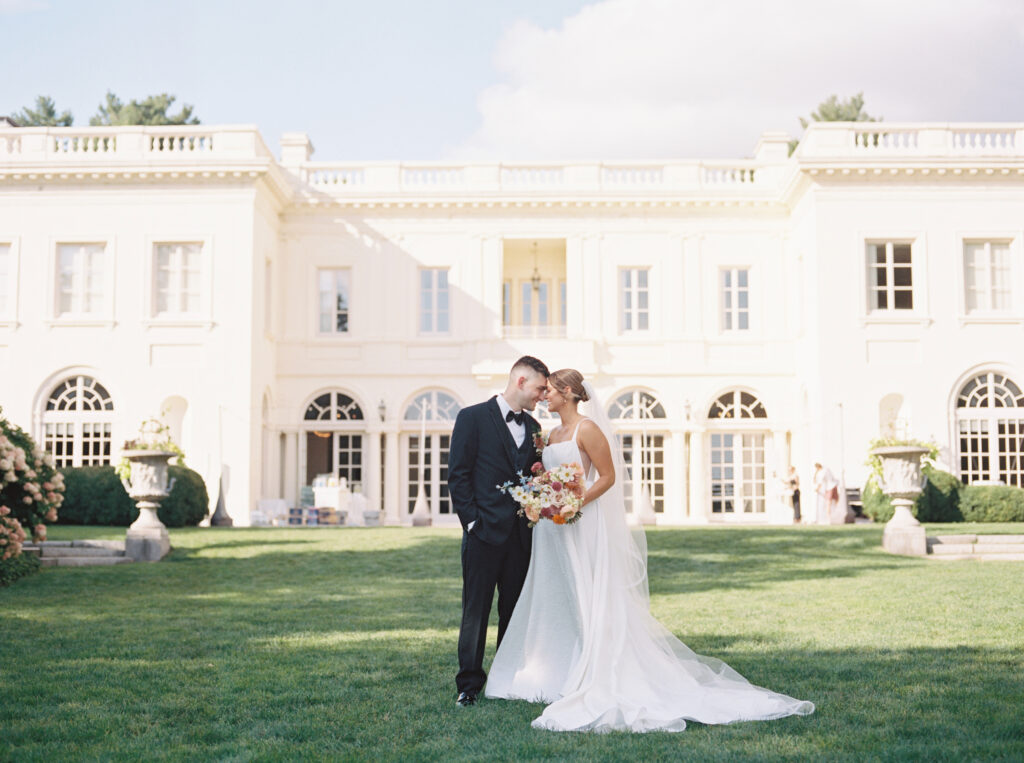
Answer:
[{"left": 532, "top": 431, "right": 546, "bottom": 460}]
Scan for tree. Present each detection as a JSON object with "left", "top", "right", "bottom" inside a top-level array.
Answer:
[
  {"left": 790, "top": 92, "right": 881, "bottom": 154},
  {"left": 11, "top": 95, "right": 73, "bottom": 126},
  {"left": 89, "top": 91, "right": 200, "bottom": 126}
]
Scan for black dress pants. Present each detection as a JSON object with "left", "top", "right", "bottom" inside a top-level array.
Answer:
[{"left": 455, "top": 524, "right": 530, "bottom": 695}]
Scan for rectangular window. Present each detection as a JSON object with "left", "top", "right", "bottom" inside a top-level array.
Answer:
[
  {"left": 721, "top": 268, "right": 750, "bottom": 331},
  {"left": 154, "top": 243, "right": 201, "bottom": 316},
  {"left": 56, "top": 243, "right": 106, "bottom": 316},
  {"left": 964, "top": 240, "right": 1012, "bottom": 313},
  {"left": 318, "top": 269, "right": 350, "bottom": 333},
  {"left": 0, "top": 243, "right": 9, "bottom": 316},
  {"left": 559, "top": 279, "right": 567, "bottom": 327},
  {"left": 502, "top": 281, "right": 511, "bottom": 326},
  {"left": 419, "top": 268, "right": 450, "bottom": 333},
  {"left": 868, "top": 242, "right": 914, "bottom": 311},
  {"left": 620, "top": 268, "right": 650, "bottom": 332}
]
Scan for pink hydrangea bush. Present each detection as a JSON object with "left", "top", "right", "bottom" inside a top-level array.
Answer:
[
  {"left": 0, "top": 505, "right": 27, "bottom": 559},
  {"left": 0, "top": 406, "right": 65, "bottom": 545}
]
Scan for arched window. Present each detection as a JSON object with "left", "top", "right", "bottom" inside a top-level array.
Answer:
[
  {"left": 301, "top": 391, "right": 364, "bottom": 489},
  {"left": 609, "top": 389, "right": 667, "bottom": 514},
  {"left": 707, "top": 389, "right": 768, "bottom": 516},
  {"left": 404, "top": 390, "right": 461, "bottom": 421},
  {"left": 956, "top": 372, "right": 1024, "bottom": 486},
  {"left": 304, "top": 392, "right": 363, "bottom": 421},
  {"left": 708, "top": 390, "right": 767, "bottom": 419},
  {"left": 609, "top": 389, "right": 666, "bottom": 420},
  {"left": 403, "top": 390, "right": 461, "bottom": 521},
  {"left": 42, "top": 375, "right": 115, "bottom": 467}
]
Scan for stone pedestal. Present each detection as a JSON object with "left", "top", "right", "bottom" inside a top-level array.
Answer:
[
  {"left": 872, "top": 445, "right": 930, "bottom": 557},
  {"left": 882, "top": 497, "right": 927, "bottom": 556},
  {"left": 121, "top": 449, "right": 175, "bottom": 562},
  {"left": 125, "top": 527, "right": 171, "bottom": 562}
]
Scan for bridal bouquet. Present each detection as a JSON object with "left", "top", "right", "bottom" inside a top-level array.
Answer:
[{"left": 498, "top": 461, "right": 585, "bottom": 527}]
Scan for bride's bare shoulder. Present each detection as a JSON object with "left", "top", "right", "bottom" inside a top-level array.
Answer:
[{"left": 576, "top": 418, "right": 605, "bottom": 442}]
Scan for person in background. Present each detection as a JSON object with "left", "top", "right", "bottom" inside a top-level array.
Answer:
[
  {"left": 786, "top": 465, "right": 801, "bottom": 524},
  {"left": 813, "top": 462, "right": 838, "bottom": 525}
]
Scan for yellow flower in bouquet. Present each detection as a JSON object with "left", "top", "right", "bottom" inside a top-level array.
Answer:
[{"left": 498, "top": 462, "right": 585, "bottom": 527}]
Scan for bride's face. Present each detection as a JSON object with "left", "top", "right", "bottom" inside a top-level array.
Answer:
[{"left": 545, "top": 382, "right": 571, "bottom": 413}]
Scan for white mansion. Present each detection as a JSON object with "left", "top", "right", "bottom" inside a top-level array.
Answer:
[{"left": 0, "top": 121, "right": 1022, "bottom": 526}]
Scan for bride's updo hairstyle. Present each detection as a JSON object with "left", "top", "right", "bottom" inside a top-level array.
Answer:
[{"left": 549, "top": 369, "right": 589, "bottom": 403}]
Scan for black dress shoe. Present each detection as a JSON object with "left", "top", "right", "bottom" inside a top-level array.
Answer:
[{"left": 456, "top": 691, "right": 477, "bottom": 707}]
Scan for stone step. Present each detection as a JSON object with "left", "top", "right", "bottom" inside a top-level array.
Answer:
[
  {"left": 930, "top": 543, "right": 974, "bottom": 555},
  {"left": 40, "top": 546, "right": 125, "bottom": 558},
  {"left": 975, "top": 535, "right": 1024, "bottom": 545},
  {"left": 932, "top": 534, "right": 977, "bottom": 545},
  {"left": 929, "top": 553, "right": 1024, "bottom": 562},
  {"left": 972, "top": 543, "right": 1024, "bottom": 553},
  {"left": 53, "top": 556, "right": 134, "bottom": 567}
]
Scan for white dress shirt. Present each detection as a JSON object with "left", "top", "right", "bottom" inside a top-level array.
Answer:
[{"left": 495, "top": 394, "right": 526, "bottom": 448}]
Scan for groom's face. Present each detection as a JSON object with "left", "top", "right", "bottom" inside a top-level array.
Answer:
[{"left": 517, "top": 371, "right": 548, "bottom": 411}]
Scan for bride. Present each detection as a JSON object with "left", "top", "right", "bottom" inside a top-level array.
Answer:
[{"left": 484, "top": 369, "right": 815, "bottom": 732}]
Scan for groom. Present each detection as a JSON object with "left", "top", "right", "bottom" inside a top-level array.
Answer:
[{"left": 448, "top": 355, "right": 549, "bottom": 707}]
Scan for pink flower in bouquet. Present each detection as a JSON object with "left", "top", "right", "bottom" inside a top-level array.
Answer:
[
  {"left": 531, "top": 461, "right": 544, "bottom": 474},
  {"left": 551, "top": 481, "right": 563, "bottom": 492}
]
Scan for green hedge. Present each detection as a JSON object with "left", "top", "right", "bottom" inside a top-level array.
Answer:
[
  {"left": 862, "top": 467, "right": 963, "bottom": 523},
  {"left": 959, "top": 484, "right": 1024, "bottom": 522},
  {"left": 0, "top": 552, "right": 40, "bottom": 587},
  {"left": 58, "top": 465, "right": 209, "bottom": 527}
]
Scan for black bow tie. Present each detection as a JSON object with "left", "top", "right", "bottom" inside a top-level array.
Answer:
[{"left": 505, "top": 410, "right": 524, "bottom": 425}]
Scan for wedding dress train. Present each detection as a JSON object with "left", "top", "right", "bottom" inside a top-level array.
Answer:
[{"left": 484, "top": 417, "right": 814, "bottom": 733}]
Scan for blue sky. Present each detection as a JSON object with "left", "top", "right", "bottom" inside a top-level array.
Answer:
[{"left": 3, "top": 0, "right": 1023, "bottom": 161}]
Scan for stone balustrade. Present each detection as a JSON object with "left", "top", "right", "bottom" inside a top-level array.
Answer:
[
  {"left": 0, "top": 125, "right": 273, "bottom": 165},
  {"left": 798, "top": 123, "right": 1024, "bottom": 159},
  {"left": 298, "top": 159, "right": 772, "bottom": 195},
  {"left": 3, "top": 123, "right": 1023, "bottom": 196}
]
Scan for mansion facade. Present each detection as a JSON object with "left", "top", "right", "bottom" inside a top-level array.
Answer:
[{"left": 0, "top": 121, "right": 1022, "bottom": 526}]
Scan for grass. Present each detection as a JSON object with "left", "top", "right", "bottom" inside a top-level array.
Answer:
[{"left": 2, "top": 524, "right": 1023, "bottom": 761}]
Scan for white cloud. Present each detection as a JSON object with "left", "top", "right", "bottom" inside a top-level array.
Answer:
[
  {"left": 454, "top": 0, "right": 1024, "bottom": 160},
  {"left": 0, "top": 0, "right": 48, "bottom": 13}
]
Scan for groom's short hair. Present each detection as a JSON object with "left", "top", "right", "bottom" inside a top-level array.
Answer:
[{"left": 512, "top": 355, "right": 550, "bottom": 378}]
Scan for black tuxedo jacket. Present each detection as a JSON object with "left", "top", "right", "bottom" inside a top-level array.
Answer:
[{"left": 447, "top": 397, "right": 540, "bottom": 548}]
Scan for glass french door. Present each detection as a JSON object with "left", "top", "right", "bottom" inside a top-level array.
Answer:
[
  {"left": 710, "top": 432, "right": 766, "bottom": 516},
  {"left": 305, "top": 431, "right": 363, "bottom": 489},
  {"left": 406, "top": 433, "right": 453, "bottom": 519},
  {"left": 618, "top": 433, "right": 665, "bottom": 514}
]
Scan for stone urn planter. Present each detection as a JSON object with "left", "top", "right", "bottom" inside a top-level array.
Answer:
[
  {"left": 871, "top": 445, "right": 930, "bottom": 556},
  {"left": 121, "top": 449, "right": 176, "bottom": 561}
]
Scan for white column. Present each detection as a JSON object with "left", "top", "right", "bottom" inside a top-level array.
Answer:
[
  {"left": 365, "top": 429, "right": 382, "bottom": 513},
  {"left": 769, "top": 428, "right": 790, "bottom": 522},
  {"left": 565, "top": 235, "right": 585, "bottom": 340},
  {"left": 283, "top": 430, "right": 298, "bottom": 506},
  {"left": 480, "top": 236, "right": 502, "bottom": 338},
  {"left": 384, "top": 429, "right": 402, "bottom": 525},
  {"left": 688, "top": 430, "right": 707, "bottom": 523},
  {"left": 665, "top": 427, "right": 686, "bottom": 524}
]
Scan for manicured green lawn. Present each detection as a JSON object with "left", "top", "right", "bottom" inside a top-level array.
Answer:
[{"left": 3, "top": 525, "right": 1023, "bottom": 761}]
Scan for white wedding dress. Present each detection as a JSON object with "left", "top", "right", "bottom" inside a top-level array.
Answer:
[{"left": 485, "top": 417, "right": 815, "bottom": 733}]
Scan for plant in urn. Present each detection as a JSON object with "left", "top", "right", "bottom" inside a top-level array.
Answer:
[
  {"left": 871, "top": 444, "right": 930, "bottom": 556},
  {"left": 120, "top": 418, "right": 179, "bottom": 561}
]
